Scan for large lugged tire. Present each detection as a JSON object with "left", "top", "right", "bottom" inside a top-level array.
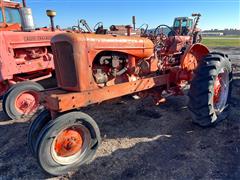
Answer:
[
  {"left": 2, "top": 81, "right": 44, "bottom": 120},
  {"left": 188, "top": 52, "right": 232, "bottom": 127},
  {"left": 35, "top": 111, "right": 101, "bottom": 176}
]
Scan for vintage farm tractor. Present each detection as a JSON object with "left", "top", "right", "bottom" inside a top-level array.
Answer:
[
  {"left": 0, "top": 0, "right": 63, "bottom": 120},
  {"left": 28, "top": 19, "right": 232, "bottom": 175}
]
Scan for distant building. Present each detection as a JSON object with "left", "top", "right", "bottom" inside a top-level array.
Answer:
[
  {"left": 201, "top": 32, "right": 224, "bottom": 36},
  {"left": 202, "top": 29, "right": 240, "bottom": 36}
]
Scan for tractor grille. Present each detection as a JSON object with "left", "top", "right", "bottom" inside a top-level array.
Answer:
[{"left": 52, "top": 41, "right": 77, "bottom": 89}]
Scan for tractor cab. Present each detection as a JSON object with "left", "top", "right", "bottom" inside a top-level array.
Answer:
[
  {"left": 171, "top": 14, "right": 201, "bottom": 36},
  {"left": 0, "top": 0, "right": 22, "bottom": 31},
  {"left": 173, "top": 17, "right": 193, "bottom": 35}
]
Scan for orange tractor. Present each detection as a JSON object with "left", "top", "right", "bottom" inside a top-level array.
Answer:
[
  {"left": 28, "top": 16, "right": 232, "bottom": 175},
  {"left": 0, "top": 0, "right": 62, "bottom": 120}
]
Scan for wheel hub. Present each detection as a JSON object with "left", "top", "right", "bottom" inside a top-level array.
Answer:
[
  {"left": 15, "top": 91, "right": 39, "bottom": 114},
  {"left": 54, "top": 128, "right": 83, "bottom": 157},
  {"left": 51, "top": 125, "right": 90, "bottom": 165}
]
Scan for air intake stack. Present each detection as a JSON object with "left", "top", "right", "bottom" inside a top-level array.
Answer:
[
  {"left": 46, "top": 10, "right": 57, "bottom": 32},
  {"left": 19, "top": 0, "right": 35, "bottom": 31}
]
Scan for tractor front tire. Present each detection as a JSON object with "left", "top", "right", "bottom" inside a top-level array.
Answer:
[
  {"left": 35, "top": 111, "right": 101, "bottom": 176},
  {"left": 28, "top": 109, "right": 51, "bottom": 156},
  {"left": 2, "top": 81, "right": 44, "bottom": 120},
  {"left": 188, "top": 52, "right": 232, "bottom": 127}
]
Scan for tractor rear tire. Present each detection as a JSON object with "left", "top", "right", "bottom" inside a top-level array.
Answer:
[
  {"left": 2, "top": 81, "right": 44, "bottom": 120},
  {"left": 35, "top": 111, "right": 101, "bottom": 176},
  {"left": 27, "top": 109, "right": 51, "bottom": 156},
  {"left": 188, "top": 52, "right": 232, "bottom": 127}
]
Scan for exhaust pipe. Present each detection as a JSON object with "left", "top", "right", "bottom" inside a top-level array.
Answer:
[
  {"left": 132, "top": 16, "right": 136, "bottom": 30},
  {"left": 22, "top": 0, "right": 26, "bottom": 8}
]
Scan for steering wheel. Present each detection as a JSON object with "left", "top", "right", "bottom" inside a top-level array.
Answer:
[
  {"left": 72, "top": 20, "right": 86, "bottom": 32},
  {"left": 94, "top": 22, "right": 103, "bottom": 31},
  {"left": 154, "top": 24, "right": 176, "bottom": 36},
  {"left": 72, "top": 25, "right": 85, "bottom": 32},
  {"left": 137, "top": 23, "right": 148, "bottom": 35},
  {"left": 153, "top": 24, "right": 177, "bottom": 48}
]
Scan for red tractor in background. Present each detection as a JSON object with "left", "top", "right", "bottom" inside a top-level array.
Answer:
[{"left": 0, "top": 0, "right": 62, "bottom": 120}]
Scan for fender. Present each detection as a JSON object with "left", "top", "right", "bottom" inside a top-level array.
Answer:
[{"left": 180, "top": 43, "right": 209, "bottom": 71}]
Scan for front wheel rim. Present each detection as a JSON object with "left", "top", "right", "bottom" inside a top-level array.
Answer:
[
  {"left": 14, "top": 91, "right": 40, "bottom": 114},
  {"left": 51, "top": 125, "right": 91, "bottom": 165}
]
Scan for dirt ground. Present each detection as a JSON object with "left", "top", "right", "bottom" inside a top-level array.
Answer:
[{"left": 0, "top": 47, "right": 239, "bottom": 180}]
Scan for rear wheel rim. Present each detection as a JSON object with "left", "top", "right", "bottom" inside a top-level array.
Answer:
[
  {"left": 14, "top": 91, "right": 39, "bottom": 114},
  {"left": 213, "top": 68, "right": 229, "bottom": 114},
  {"left": 51, "top": 125, "right": 91, "bottom": 165}
]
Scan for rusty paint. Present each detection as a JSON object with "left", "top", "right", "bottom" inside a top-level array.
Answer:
[
  {"left": 180, "top": 43, "right": 209, "bottom": 71},
  {"left": 42, "top": 74, "right": 169, "bottom": 112}
]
